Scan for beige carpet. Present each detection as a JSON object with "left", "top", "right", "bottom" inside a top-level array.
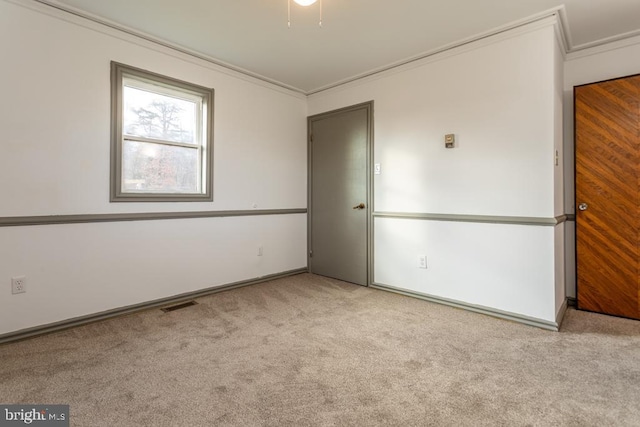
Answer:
[{"left": 1, "top": 273, "right": 639, "bottom": 426}]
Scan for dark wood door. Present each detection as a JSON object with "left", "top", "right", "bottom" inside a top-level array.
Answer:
[{"left": 575, "top": 74, "right": 640, "bottom": 319}]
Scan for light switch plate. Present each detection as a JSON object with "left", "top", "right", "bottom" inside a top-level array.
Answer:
[
  {"left": 374, "top": 163, "right": 381, "bottom": 175},
  {"left": 445, "top": 134, "right": 455, "bottom": 148}
]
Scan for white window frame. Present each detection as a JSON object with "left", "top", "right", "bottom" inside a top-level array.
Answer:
[{"left": 110, "top": 62, "right": 214, "bottom": 202}]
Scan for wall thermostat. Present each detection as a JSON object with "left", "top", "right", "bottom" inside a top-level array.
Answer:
[{"left": 445, "top": 134, "right": 455, "bottom": 148}]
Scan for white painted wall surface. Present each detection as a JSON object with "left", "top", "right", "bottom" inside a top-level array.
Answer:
[
  {"left": 310, "top": 22, "right": 558, "bottom": 219},
  {"left": 554, "top": 36, "right": 565, "bottom": 218},
  {"left": 563, "top": 36, "right": 640, "bottom": 298},
  {"left": 0, "top": 215, "right": 307, "bottom": 335},
  {"left": 0, "top": 1, "right": 307, "bottom": 216},
  {"left": 309, "top": 21, "right": 562, "bottom": 322},
  {"left": 554, "top": 223, "right": 565, "bottom": 318},
  {"left": 553, "top": 32, "right": 566, "bottom": 316},
  {"left": 0, "top": 1, "right": 307, "bottom": 335},
  {"left": 375, "top": 218, "right": 556, "bottom": 321}
]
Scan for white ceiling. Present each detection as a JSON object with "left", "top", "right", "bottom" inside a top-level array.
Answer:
[{"left": 42, "top": 0, "right": 640, "bottom": 93}]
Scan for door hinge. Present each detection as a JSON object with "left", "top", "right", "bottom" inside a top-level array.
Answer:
[
  {"left": 309, "top": 250, "right": 313, "bottom": 258},
  {"left": 309, "top": 134, "right": 313, "bottom": 143}
]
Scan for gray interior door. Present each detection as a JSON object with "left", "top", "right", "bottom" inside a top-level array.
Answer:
[{"left": 309, "top": 102, "right": 371, "bottom": 286}]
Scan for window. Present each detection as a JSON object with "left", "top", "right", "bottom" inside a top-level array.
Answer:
[{"left": 110, "top": 62, "right": 214, "bottom": 201}]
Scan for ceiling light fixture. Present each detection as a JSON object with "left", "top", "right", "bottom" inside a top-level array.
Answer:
[{"left": 288, "top": 0, "right": 322, "bottom": 28}]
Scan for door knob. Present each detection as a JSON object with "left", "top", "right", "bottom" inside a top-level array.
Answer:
[
  {"left": 353, "top": 203, "right": 365, "bottom": 210},
  {"left": 578, "top": 203, "right": 588, "bottom": 211}
]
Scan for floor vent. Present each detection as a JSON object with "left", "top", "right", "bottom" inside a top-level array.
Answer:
[{"left": 161, "top": 301, "right": 198, "bottom": 313}]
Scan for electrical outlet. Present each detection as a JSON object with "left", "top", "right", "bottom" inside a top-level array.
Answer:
[
  {"left": 417, "top": 255, "right": 427, "bottom": 269},
  {"left": 12, "top": 276, "right": 26, "bottom": 294},
  {"left": 257, "top": 246, "right": 263, "bottom": 257}
]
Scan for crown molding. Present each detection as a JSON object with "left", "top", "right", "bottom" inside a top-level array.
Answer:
[
  {"left": 10, "top": 0, "right": 307, "bottom": 97},
  {"left": 569, "top": 28, "right": 640, "bottom": 54},
  {"left": 566, "top": 32, "right": 640, "bottom": 61},
  {"left": 8, "top": 0, "right": 640, "bottom": 96},
  {"left": 308, "top": 11, "right": 564, "bottom": 96}
]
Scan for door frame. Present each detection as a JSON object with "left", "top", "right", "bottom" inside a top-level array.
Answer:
[{"left": 307, "top": 101, "right": 374, "bottom": 286}]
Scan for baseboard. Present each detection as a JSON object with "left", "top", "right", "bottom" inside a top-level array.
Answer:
[
  {"left": 371, "top": 282, "right": 561, "bottom": 331},
  {"left": 0, "top": 268, "right": 308, "bottom": 345},
  {"left": 555, "top": 298, "right": 569, "bottom": 329}
]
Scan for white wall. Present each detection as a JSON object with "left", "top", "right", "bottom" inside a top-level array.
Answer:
[
  {"left": 309, "top": 20, "right": 564, "bottom": 323},
  {"left": 554, "top": 35, "right": 565, "bottom": 218},
  {"left": 0, "top": 1, "right": 307, "bottom": 335},
  {"left": 555, "top": 223, "right": 566, "bottom": 315},
  {"left": 553, "top": 31, "right": 566, "bottom": 316},
  {"left": 563, "top": 36, "right": 640, "bottom": 298},
  {"left": 375, "top": 218, "right": 556, "bottom": 320},
  {"left": 0, "top": 216, "right": 306, "bottom": 335},
  {"left": 0, "top": 1, "right": 307, "bottom": 215}
]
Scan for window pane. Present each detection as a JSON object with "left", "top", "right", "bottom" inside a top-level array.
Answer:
[
  {"left": 123, "top": 86, "right": 198, "bottom": 144},
  {"left": 122, "top": 140, "right": 199, "bottom": 193}
]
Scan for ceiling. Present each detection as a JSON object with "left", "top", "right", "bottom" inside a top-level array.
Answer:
[{"left": 41, "top": 0, "right": 640, "bottom": 93}]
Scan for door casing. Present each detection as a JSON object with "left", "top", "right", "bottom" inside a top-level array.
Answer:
[{"left": 307, "top": 101, "right": 374, "bottom": 286}]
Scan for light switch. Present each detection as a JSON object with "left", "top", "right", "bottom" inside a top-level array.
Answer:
[
  {"left": 374, "top": 163, "right": 381, "bottom": 175},
  {"left": 445, "top": 134, "right": 455, "bottom": 148}
]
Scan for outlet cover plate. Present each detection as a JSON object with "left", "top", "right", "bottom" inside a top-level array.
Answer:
[
  {"left": 12, "top": 276, "right": 26, "bottom": 294},
  {"left": 418, "top": 255, "right": 427, "bottom": 269}
]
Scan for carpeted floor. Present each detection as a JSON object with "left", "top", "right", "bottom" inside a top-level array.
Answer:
[{"left": 1, "top": 273, "right": 639, "bottom": 426}]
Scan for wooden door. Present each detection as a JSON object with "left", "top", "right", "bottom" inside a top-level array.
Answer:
[
  {"left": 308, "top": 102, "right": 372, "bottom": 286},
  {"left": 575, "top": 74, "right": 640, "bottom": 319}
]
